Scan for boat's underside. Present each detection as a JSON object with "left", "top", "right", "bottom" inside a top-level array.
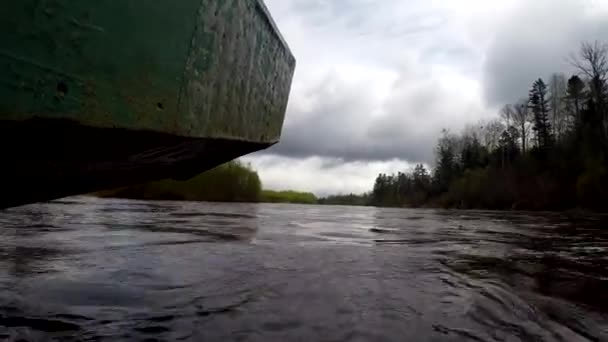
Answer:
[
  {"left": 0, "top": 0, "right": 295, "bottom": 208},
  {"left": 0, "top": 118, "right": 269, "bottom": 209}
]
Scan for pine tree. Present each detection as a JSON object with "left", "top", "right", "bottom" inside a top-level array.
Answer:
[{"left": 529, "top": 78, "right": 552, "bottom": 149}]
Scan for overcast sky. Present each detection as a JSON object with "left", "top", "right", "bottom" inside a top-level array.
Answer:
[{"left": 243, "top": 0, "right": 608, "bottom": 196}]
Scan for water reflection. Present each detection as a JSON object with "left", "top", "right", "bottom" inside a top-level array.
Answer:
[
  {"left": 0, "top": 205, "right": 71, "bottom": 278},
  {"left": 93, "top": 199, "right": 260, "bottom": 244}
]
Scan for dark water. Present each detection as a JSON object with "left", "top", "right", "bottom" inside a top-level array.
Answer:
[{"left": 0, "top": 197, "right": 607, "bottom": 341}]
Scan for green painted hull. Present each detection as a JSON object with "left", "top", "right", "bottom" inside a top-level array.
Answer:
[{"left": 0, "top": 0, "right": 295, "bottom": 208}]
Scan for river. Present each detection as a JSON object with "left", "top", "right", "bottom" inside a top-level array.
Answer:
[{"left": 0, "top": 197, "right": 606, "bottom": 341}]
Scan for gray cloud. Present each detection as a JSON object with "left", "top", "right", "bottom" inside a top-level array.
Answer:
[
  {"left": 249, "top": 0, "right": 608, "bottom": 193},
  {"left": 266, "top": 63, "right": 485, "bottom": 164},
  {"left": 483, "top": 0, "right": 608, "bottom": 106},
  {"left": 263, "top": 0, "right": 486, "bottom": 164}
]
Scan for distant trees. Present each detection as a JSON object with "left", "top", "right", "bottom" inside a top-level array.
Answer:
[
  {"left": 460, "top": 129, "right": 488, "bottom": 170},
  {"left": 261, "top": 190, "right": 318, "bottom": 204},
  {"left": 318, "top": 193, "right": 371, "bottom": 206},
  {"left": 368, "top": 40, "right": 608, "bottom": 211},
  {"left": 371, "top": 164, "right": 431, "bottom": 207}
]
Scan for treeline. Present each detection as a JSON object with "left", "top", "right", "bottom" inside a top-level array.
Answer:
[
  {"left": 261, "top": 190, "right": 318, "bottom": 204},
  {"left": 96, "top": 161, "right": 320, "bottom": 205},
  {"left": 371, "top": 41, "right": 608, "bottom": 211},
  {"left": 96, "top": 161, "right": 263, "bottom": 202},
  {"left": 318, "top": 193, "right": 371, "bottom": 206}
]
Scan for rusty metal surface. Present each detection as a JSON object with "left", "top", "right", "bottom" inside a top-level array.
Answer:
[{"left": 0, "top": 0, "right": 295, "bottom": 144}]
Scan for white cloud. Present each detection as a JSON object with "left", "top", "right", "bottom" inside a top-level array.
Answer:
[{"left": 242, "top": 154, "right": 414, "bottom": 196}]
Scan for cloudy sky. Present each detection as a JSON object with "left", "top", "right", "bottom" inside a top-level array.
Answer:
[{"left": 244, "top": 0, "right": 608, "bottom": 196}]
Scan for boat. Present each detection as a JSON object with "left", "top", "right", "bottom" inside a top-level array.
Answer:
[{"left": 0, "top": 0, "right": 295, "bottom": 208}]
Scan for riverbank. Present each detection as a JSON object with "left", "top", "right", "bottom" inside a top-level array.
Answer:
[
  {"left": 95, "top": 161, "right": 262, "bottom": 203},
  {"left": 95, "top": 161, "right": 320, "bottom": 205}
]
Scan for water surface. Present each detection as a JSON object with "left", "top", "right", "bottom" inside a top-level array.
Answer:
[{"left": 0, "top": 197, "right": 607, "bottom": 341}]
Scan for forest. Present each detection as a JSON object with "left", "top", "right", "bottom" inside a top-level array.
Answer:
[
  {"left": 96, "top": 161, "right": 263, "bottom": 202},
  {"left": 96, "top": 161, "right": 319, "bottom": 204},
  {"left": 369, "top": 41, "right": 608, "bottom": 211}
]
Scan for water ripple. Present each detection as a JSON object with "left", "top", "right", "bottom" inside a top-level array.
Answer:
[{"left": 0, "top": 199, "right": 606, "bottom": 341}]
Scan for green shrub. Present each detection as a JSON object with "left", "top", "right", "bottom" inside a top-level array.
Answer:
[
  {"left": 260, "top": 190, "right": 318, "bottom": 204},
  {"left": 97, "top": 161, "right": 262, "bottom": 202}
]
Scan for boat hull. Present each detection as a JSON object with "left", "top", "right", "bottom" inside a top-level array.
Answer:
[{"left": 0, "top": 0, "right": 295, "bottom": 208}]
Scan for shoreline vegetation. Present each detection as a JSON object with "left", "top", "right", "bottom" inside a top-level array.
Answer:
[
  {"left": 95, "top": 161, "right": 264, "bottom": 203},
  {"left": 364, "top": 41, "right": 608, "bottom": 212},
  {"left": 95, "top": 161, "right": 321, "bottom": 205},
  {"left": 98, "top": 41, "right": 608, "bottom": 212}
]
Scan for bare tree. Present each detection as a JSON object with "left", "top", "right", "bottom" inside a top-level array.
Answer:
[
  {"left": 481, "top": 119, "right": 505, "bottom": 152},
  {"left": 512, "top": 100, "right": 531, "bottom": 154},
  {"left": 571, "top": 41, "right": 608, "bottom": 80},
  {"left": 499, "top": 104, "right": 515, "bottom": 168},
  {"left": 571, "top": 41, "right": 608, "bottom": 138},
  {"left": 500, "top": 104, "right": 514, "bottom": 128},
  {"left": 549, "top": 73, "right": 567, "bottom": 140}
]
